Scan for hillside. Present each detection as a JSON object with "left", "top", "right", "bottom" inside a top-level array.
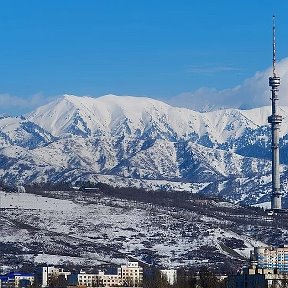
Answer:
[{"left": 1, "top": 186, "right": 287, "bottom": 272}]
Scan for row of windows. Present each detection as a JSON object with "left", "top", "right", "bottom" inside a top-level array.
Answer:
[
  {"left": 258, "top": 266, "right": 288, "bottom": 271},
  {"left": 79, "top": 280, "right": 121, "bottom": 286},
  {"left": 79, "top": 277, "right": 141, "bottom": 283},
  {"left": 79, "top": 276, "right": 119, "bottom": 279},
  {"left": 259, "top": 262, "right": 288, "bottom": 266},
  {"left": 259, "top": 254, "right": 288, "bottom": 257},
  {"left": 259, "top": 255, "right": 288, "bottom": 259}
]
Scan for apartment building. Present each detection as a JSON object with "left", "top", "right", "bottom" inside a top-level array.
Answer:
[
  {"left": 0, "top": 272, "right": 34, "bottom": 288},
  {"left": 78, "top": 262, "right": 143, "bottom": 287},
  {"left": 252, "top": 245, "right": 288, "bottom": 272},
  {"left": 77, "top": 270, "right": 98, "bottom": 287},
  {"left": 160, "top": 269, "right": 177, "bottom": 285},
  {"left": 78, "top": 269, "right": 122, "bottom": 287},
  {"left": 226, "top": 266, "right": 288, "bottom": 288},
  {"left": 42, "top": 266, "right": 71, "bottom": 287},
  {"left": 120, "top": 262, "right": 143, "bottom": 287}
]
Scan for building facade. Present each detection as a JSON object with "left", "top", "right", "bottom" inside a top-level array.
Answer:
[
  {"left": 0, "top": 272, "right": 34, "bottom": 288},
  {"left": 160, "top": 269, "right": 177, "bottom": 285},
  {"left": 226, "top": 266, "right": 288, "bottom": 288},
  {"left": 252, "top": 246, "right": 288, "bottom": 272},
  {"left": 78, "top": 270, "right": 98, "bottom": 287},
  {"left": 78, "top": 262, "right": 143, "bottom": 287},
  {"left": 78, "top": 270, "right": 122, "bottom": 287},
  {"left": 42, "top": 266, "right": 71, "bottom": 287},
  {"left": 120, "top": 262, "right": 143, "bottom": 287}
]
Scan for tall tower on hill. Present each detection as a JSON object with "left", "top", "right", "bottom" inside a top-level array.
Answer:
[{"left": 268, "top": 16, "right": 283, "bottom": 210}]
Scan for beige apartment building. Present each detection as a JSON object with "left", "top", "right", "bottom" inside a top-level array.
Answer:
[
  {"left": 252, "top": 245, "right": 288, "bottom": 272},
  {"left": 78, "top": 262, "right": 143, "bottom": 287}
]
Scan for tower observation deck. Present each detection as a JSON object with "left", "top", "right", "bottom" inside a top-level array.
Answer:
[{"left": 268, "top": 16, "right": 283, "bottom": 210}]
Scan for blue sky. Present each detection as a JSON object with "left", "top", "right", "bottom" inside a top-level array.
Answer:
[{"left": 1, "top": 0, "right": 288, "bottom": 115}]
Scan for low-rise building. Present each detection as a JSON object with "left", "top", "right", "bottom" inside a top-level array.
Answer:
[
  {"left": 41, "top": 266, "right": 71, "bottom": 287},
  {"left": 98, "top": 270, "right": 122, "bottom": 287},
  {"left": 160, "top": 269, "right": 177, "bottom": 285},
  {"left": 226, "top": 264, "right": 288, "bottom": 288},
  {"left": 77, "top": 270, "right": 99, "bottom": 287},
  {"left": 0, "top": 272, "right": 34, "bottom": 288},
  {"left": 78, "top": 269, "right": 123, "bottom": 287},
  {"left": 78, "top": 262, "right": 143, "bottom": 287}
]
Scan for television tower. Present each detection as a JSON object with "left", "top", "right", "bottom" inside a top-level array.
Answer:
[{"left": 268, "top": 16, "right": 283, "bottom": 210}]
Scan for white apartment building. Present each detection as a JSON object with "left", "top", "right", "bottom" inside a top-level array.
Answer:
[
  {"left": 99, "top": 270, "right": 123, "bottom": 287},
  {"left": 160, "top": 269, "right": 177, "bottom": 285},
  {"left": 252, "top": 245, "right": 288, "bottom": 272},
  {"left": 78, "top": 270, "right": 122, "bottom": 287},
  {"left": 120, "top": 262, "right": 143, "bottom": 287},
  {"left": 78, "top": 262, "right": 143, "bottom": 287},
  {"left": 42, "top": 266, "right": 71, "bottom": 287},
  {"left": 78, "top": 270, "right": 98, "bottom": 287}
]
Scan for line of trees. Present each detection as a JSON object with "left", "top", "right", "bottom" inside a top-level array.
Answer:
[{"left": 143, "top": 267, "right": 225, "bottom": 288}]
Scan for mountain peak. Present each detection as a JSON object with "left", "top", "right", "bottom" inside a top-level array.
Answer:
[
  {"left": 2, "top": 93, "right": 288, "bottom": 207},
  {"left": 25, "top": 94, "right": 287, "bottom": 143},
  {"left": 26, "top": 94, "right": 174, "bottom": 137}
]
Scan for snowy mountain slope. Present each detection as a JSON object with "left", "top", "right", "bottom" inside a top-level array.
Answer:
[
  {"left": 27, "top": 94, "right": 288, "bottom": 141},
  {"left": 0, "top": 136, "right": 271, "bottom": 185},
  {"left": 1, "top": 94, "right": 288, "bottom": 206},
  {"left": 0, "top": 116, "right": 54, "bottom": 149},
  {"left": 1, "top": 189, "right": 285, "bottom": 271},
  {"left": 2, "top": 95, "right": 288, "bottom": 271},
  {"left": 26, "top": 95, "right": 288, "bottom": 163}
]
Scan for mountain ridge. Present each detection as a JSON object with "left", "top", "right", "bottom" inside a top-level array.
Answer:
[{"left": 1, "top": 94, "right": 288, "bottom": 207}]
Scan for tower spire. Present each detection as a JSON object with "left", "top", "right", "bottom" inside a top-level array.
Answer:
[
  {"left": 272, "top": 15, "right": 276, "bottom": 77},
  {"left": 268, "top": 15, "right": 282, "bottom": 210}
]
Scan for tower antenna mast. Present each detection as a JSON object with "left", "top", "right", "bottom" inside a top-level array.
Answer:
[
  {"left": 268, "top": 15, "right": 283, "bottom": 210},
  {"left": 272, "top": 15, "right": 276, "bottom": 77}
]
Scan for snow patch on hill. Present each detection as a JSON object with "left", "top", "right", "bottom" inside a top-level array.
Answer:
[{"left": 0, "top": 191, "right": 77, "bottom": 211}]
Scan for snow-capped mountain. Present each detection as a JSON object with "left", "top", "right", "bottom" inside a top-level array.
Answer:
[
  {"left": 0, "top": 115, "right": 54, "bottom": 148},
  {"left": 1, "top": 94, "right": 288, "bottom": 206}
]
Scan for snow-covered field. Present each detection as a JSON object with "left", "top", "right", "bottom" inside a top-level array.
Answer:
[
  {"left": 0, "top": 189, "right": 286, "bottom": 271},
  {"left": 0, "top": 191, "right": 77, "bottom": 211}
]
